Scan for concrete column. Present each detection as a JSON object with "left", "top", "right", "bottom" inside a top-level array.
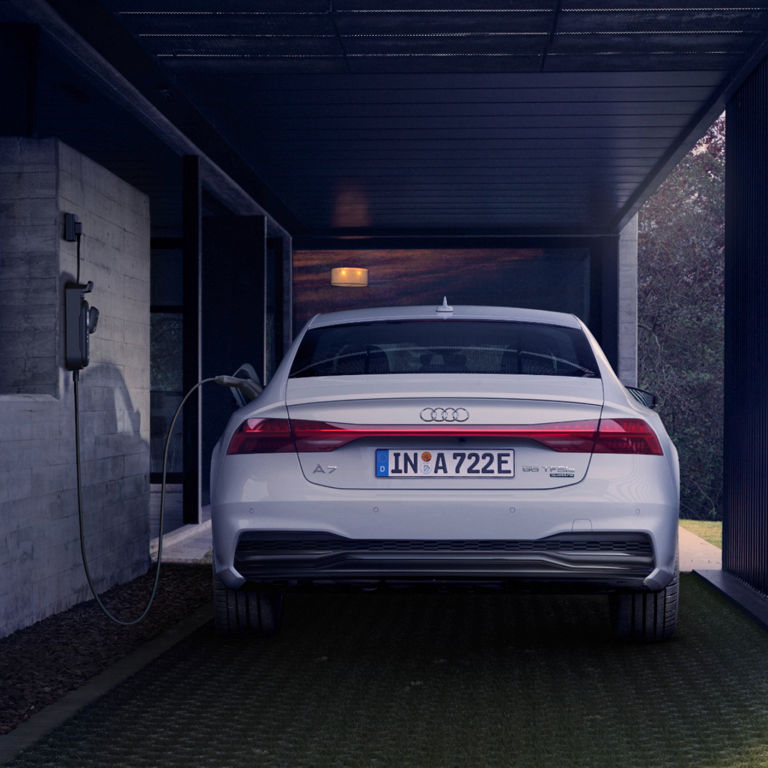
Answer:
[
  {"left": 588, "top": 223, "right": 638, "bottom": 383},
  {"left": 201, "top": 215, "right": 267, "bottom": 502},
  {"left": 617, "top": 215, "right": 639, "bottom": 386},
  {"left": 182, "top": 156, "right": 201, "bottom": 525}
]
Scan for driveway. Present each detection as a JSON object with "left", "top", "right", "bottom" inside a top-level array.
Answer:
[{"left": 4, "top": 572, "right": 768, "bottom": 768}]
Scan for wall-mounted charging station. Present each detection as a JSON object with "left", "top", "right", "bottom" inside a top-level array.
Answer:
[
  {"left": 64, "top": 280, "right": 99, "bottom": 371},
  {"left": 63, "top": 213, "right": 99, "bottom": 372},
  {"left": 62, "top": 211, "right": 260, "bottom": 626}
]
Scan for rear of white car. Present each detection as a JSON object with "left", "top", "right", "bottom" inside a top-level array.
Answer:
[{"left": 210, "top": 305, "right": 679, "bottom": 641}]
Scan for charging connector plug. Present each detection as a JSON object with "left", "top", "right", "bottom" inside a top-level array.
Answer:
[{"left": 214, "top": 375, "right": 262, "bottom": 401}]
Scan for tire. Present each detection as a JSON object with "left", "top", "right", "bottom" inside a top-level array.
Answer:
[
  {"left": 213, "top": 572, "right": 284, "bottom": 637},
  {"left": 610, "top": 561, "right": 679, "bottom": 642}
]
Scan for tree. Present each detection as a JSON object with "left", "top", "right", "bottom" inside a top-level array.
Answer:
[{"left": 638, "top": 114, "right": 725, "bottom": 520}]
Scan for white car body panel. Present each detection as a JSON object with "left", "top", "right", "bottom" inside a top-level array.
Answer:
[{"left": 210, "top": 305, "right": 679, "bottom": 598}]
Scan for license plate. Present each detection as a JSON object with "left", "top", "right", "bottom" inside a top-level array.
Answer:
[{"left": 375, "top": 449, "right": 514, "bottom": 478}]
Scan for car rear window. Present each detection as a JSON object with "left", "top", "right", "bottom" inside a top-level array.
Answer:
[{"left": 290, "top": 320, "right": 599, "bottom": 378}]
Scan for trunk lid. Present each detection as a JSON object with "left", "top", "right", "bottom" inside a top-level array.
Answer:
[{"left": 285, "top": 374, "right": 604, "bottom": 490}]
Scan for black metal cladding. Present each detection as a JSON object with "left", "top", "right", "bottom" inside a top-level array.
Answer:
[
  {"left": 724, "top": 56, "right": 768, "bottom": 596},
  {"left": 8, "top": 0, "right": 768, "bottom": 237},
  {"left": 88, "top": 0, "right": 768, "bottom": 236}
]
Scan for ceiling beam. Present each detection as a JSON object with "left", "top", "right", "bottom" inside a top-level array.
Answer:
[{"left": 612, "top": 26, "right": 768, "bottom": 232}]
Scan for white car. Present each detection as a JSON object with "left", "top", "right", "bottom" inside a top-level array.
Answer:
[{"left": 210, "top": 303, "right": 679, "bottom": 641}]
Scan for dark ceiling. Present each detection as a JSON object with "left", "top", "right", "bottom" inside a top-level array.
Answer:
[{"left": 6, "top": 1, "right": 768, "bottom": 239}]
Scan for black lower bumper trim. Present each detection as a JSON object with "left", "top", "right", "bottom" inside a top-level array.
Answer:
[{"left": 233, "top": 531, "right": 654, "bottom": 587}]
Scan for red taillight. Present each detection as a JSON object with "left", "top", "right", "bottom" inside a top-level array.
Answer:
[
  {"left": 593, "top": 418, "right": 663, "bottom": 456},
  {"left": 291, "top": 420, "right": 602, "bottom": 453},
  {"left": 291, "top": 420, "right": 364, "bottom": 451},
  {"left": 226, "top": 417, "right": 662, "bottom": 455},
  {"left": 226, "top": 418, "right": 294, "bottom": 454},
  {"left": 515, "top": 422, "right": 598, "bottom": 453}
]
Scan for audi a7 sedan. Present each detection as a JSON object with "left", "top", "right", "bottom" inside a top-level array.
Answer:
[{"left": 210, "top": 303, "right": 680, "bottom": 641}]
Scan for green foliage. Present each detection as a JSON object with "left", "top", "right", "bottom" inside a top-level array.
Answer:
[{"left": 638, "top": 115, "right": 725, "bottom": 520}]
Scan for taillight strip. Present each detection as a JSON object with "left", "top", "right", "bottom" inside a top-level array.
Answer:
[
  {"left": 593, "top": 418, "right": 663, "bottom": 456},
  {"left": 227, "top": 417, "right": 663, "bottom": 456},
  {"left": 290, "top": 419, "right": 599, "bottom": 453}
]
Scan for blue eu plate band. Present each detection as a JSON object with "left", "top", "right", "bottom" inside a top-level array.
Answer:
[{"left": 376, "top": 449, "right": 389, "bottom": 477}]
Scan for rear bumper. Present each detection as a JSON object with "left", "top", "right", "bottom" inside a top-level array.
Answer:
[
  {"left": 231, "top": 530, "right": 655, "bottom": 590},
  {"left": 211, "top": 451, "right": 679, "bottom": 592}
]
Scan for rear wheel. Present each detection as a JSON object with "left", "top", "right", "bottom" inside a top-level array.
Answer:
[
  {"left": 610, "top": 562, "right": 679, "bottom": 642},
  {"left": 213, "top": 572, "right": 284, "bottom": 636}
]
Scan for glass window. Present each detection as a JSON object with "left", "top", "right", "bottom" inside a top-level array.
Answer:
[
  {"left": 150, "top": 313, "right": 183, "bottom": 474},
  {"left": 290, "top": 320, "right": 599, "bottom": 379}
]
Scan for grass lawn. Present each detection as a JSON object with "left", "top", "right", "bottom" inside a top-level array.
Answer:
[{"left": 680, "top": 518, "right": 722, "bottom": 548}]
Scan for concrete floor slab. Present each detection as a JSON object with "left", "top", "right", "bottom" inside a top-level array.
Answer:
[
  {"left": 4, "top": 525, "right": 760, "bottom": 768},
  {"left": 695, "top": 569, "right": 768, "bottom": 633},
  {"left": 678, "top": 525, "right": 722, "bottom": 572},
  {"left": 3, "top": 578, "right": 768, "bottom": 768},
  {"left": 0, "top": 604, "right": 212, "bottom": 766}
]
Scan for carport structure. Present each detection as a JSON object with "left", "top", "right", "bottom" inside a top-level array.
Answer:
[{"left": 1, "top": 1, "right": 767, "bottom": 634}]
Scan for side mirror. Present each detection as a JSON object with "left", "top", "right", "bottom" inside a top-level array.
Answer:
[{"left": 626, "top": 386, "right": 657, "bottom": 409}]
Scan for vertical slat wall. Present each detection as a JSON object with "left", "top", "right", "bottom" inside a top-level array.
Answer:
[{"left": 724, "top": 56, "right": 768, "bottom": 595}]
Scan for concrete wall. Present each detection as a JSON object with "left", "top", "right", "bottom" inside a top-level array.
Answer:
[{"left": 0, "top": 138, "right": 151, "bottom": 637}]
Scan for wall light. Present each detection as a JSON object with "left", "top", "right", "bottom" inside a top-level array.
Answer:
[{"left": 331, "top": 267, "right": 368, "bottom": 287}]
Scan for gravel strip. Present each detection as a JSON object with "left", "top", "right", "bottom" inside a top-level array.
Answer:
[{"left": 0, "top": 564, "right": 211, "bottom": 735}]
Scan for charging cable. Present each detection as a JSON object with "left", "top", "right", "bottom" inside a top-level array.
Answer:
[{"left": 74, "top": 373, "right": 259, "bottom": 625}]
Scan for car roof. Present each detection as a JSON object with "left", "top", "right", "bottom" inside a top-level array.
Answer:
[{"left": 306, "top": 304, "right": 583, "bottom": 330}]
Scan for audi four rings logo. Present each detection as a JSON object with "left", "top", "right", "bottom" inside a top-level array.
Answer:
[{"left": 420, "top": 407, "right": 469, "bottom": 422}]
